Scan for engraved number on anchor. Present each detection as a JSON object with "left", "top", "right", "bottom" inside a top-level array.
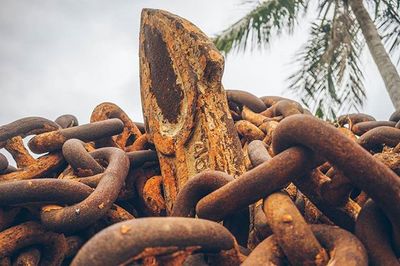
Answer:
[{"left": 194, "top": 141, "right": 208, "bottom": 172}]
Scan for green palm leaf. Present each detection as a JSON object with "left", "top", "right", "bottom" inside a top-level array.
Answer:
[
  {"left": 213, "top": 0, "right": 308, "bottom": 54},
  {"left": 287, "top": 8, "right": 366, "bottom": 119}
]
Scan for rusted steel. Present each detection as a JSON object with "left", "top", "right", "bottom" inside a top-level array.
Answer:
[
  {"left": 126, "top": 150, "right": 158, "bottom": 168},
  {"left": 0, "top": 153, "right": 8, "bottom": 172},
  {"left": 247, "top": 140, "right": 271, "bottom": 166},
  {"left": 226, "top": 90, "right": 266, "bottom": 113},
  {"left": 241, "top": 106, "right": 271, "bottom": 126},
  {"left": 125, "top": 133, "right": 150, "bottom": 152},
  {"left": 28, "top": 119, "right": 124, "bottom": 154},
  {"left": 337, "top": 113, "right": 376, "bottom": 130},
  {"left": 389, "top": 109, "right": 400, "bottom": 122},
  {"left": 65, "top": 236, "right": 84, "bottom": 259},
  {"left": 273, "top": 114, "right": 400, "bottom": 236},
  {"left": 2, "top": 8, "right": 400, "bottom": 264},
  {"left": 358, "top": 126, "right": 400, "bottom": 151},
  {"left": 338, "top": 127, "right": 358, "bottom": 141},
  {"left": 295, "top": 169, "right": 360, "bottom": 231},
  {"left": 352, "top": 121, "right": 397, "bottom": 135},
  {"left": 0, "top": 208, "right": 20, "bottom": 232},
  {"left": 62, "top": 139, "right": 103, "bottom": 177},
  {"left": 259, "top": 121, "right": 279, "bottom": 150},
  {"left": 58, "top": 170, "right": 103, "bottom": 187},
  {"left": 263, "top": 192, "right": 328, "bottom": 265},
  {"left": 134, "top": 122, "right": 146, "bottom": 134},
  {"left": 0, "top": 117, "right": 60, "bottom": 148},
  {"left": 0, "top": 178, "right": 133, "bottom": 231},
  {"left": 242, "top": 235, "right": 286, "bottom": 266},
  {"left": 102, "top": 204, "right": 135, "bottom": 225},
  {"left": 71, "top": 217, "right": 236, "bottom": 266},
  {"left": 235, "top": 120, "right": 265, "bottom": 141},
  {"left": 246, "top": 140, "right": 273, "bottom": 247},
  {"left": 172, "top": 170, "right": 233, "bottom": 217},
  {"left": 266, "top": 100, "right": 304, "bottom": 118},
  {"left": 0, "top": 117, "right": 65, "bottom": 181},
  {"left": 259, "top": 96, "right": 302, "bottom": 110},
  {"left": 244, "top": 224, "right": 368, "bottom": 266},
  {"left": 0, "top": 153, "right": 65, "bottom": 182},
  {"left": 311, "top": 224, "right": 368, "bottom": 265},
  {"left": 355, "top": 200, "right": 399, "bottom": 266},
  {"left": 141, "top": 175, "right": 166, "bottom": 216},
  {"left": 0, "top": 222, "right": 67, "bottom": 266},
  {"left": 373, "top": 147, "right": 400, "bottom": 175},
  {"left": 139, "top": 9, "right": 245, "bottom": 212},
  {"left": 14, "top": 247, "right": 41, "bottom": 266},
  {"left": 41, "top": 147, "right": 129, "bottom": 232},
  {"left": 4, "top": 136, "right": 35, "bottom": 168},
  {"left": 55, "top": 114, "right": 79, "bottom": 129},
  {"left": 0, "top": 257, "right": 11, "bottom": 266},
  {"left": 196, "top": 146, "right": 312, "bottom": 221},
  {"left": 250, "top": 202, "right": 272, "bottom": 244},
  {"left": 118, "top": 160, "right": 159, "bottom": 202},
  {"left": 90, "top": 102, "right": 142, "bottom": 150},
  {"left": 0, "top": 179, "right": 94, "bottom": 205},
  {"left": 320, "top": 167, "right": 353, "bottom": 206},
  {"left": 0, "top": 166, "right": 15, "bottom": 175}
]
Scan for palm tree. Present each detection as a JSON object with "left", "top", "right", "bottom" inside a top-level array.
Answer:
[{"left": 214, "top": 0, "right": 400, "bottom": 118}]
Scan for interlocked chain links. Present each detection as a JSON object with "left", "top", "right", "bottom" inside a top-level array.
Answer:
[
  {"left": 1, "top": 7, "right": 400, "bottom": 266},
  {"left": 2, "top": 96, "right": 399, "bottom": 264}
]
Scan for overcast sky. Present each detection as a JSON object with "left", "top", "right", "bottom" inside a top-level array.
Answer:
[{"left": 0, "top": 0, "right": 396, "bottom": 129}]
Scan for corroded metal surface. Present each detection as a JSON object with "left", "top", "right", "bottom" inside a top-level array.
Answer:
[
  {"left": 1, "top": 7, "right": 400, "bottom": 266},
  {"left": 139, "top": 9, "right": 245, "bottom": 212},
  {"left": 71, "top": 218, "right": 238, "bottom": 266}
]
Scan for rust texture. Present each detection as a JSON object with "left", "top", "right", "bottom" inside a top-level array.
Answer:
[
  {"left": 90, "top": 102, "right": 142, "bottom": 150},
  {"left": 273, "top": 114, "right": 400, "bottom": 236},
  {"left": 263, "top": 192, "right": 329, "bottom": 265},
  {"left": 71, "top": 218, "right": 236, "bottom": 266},
  {"left": 28, "top": 119, "right": 124, "bottom": 154},
  {"left": 0, "top": 222, "right": 67, "bottom": 266},
  {"left": 139, "top": 9, "right": 245, "bottom": 212},
  {"left": 355, "top": 200, "right": 399, "bottom": 265},
  {"left": 55, "top": 114, "right": 79, "bottom": 129},
  {"left": 2, "top": 7, "right": 400, "bottom": 265}
]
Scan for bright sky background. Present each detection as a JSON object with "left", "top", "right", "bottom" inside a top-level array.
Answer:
[{"left": 0, "top": 0, "right": 396, "bottom": 129}]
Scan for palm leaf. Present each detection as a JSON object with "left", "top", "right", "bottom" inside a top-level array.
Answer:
[
  {"left": 377, "top": 0, "right": 400, "bottom": 65},
  {"left": 213, "top": 0, "right": 308, "bottom": 54},
  {"left": 287, "top": 7, "right": 366, "bottom": 119}
]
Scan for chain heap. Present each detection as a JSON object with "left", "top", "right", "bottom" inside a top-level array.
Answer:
[{"left": 0, "top": 8, "right": 399, "bottom": 266}]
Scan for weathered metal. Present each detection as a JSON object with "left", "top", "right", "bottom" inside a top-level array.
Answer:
[
  {"left": 355, "top": 200, "right": 399, "bottom": 266},
  {"left": 273, "top": 114, "right": 400, "bottom": 234},
  {"left": 226, "top": 89, "right": 266, "bottom": 113},
  {"left": 28, "top": 119, "right": 124, "bottom": 154},
  {"left": 90, "top": 102, "right": 142, "bottom": 150},
  {"left": 139, "top": 9, "right": 246, "bottom": 213},
  {"left": 55, "top": 114, "right": 79, "bottom": 129},
  {"left": 0, "top": 222, "right": 67, "bottom": 266},
  {"left": 71, "top": 217, "right": 238, "bottom": 266},
  {"left": 196, "top": 147, "right": 312, "bottom": 221},
  {"left": 0, "top": 7, "right": 399, "bottom": 265},
  {"left": 263, "top": 192, "right": 329, "bottom": 265},
  {"left": 41, "top": 148, "right": 129, "bottom": 232}
]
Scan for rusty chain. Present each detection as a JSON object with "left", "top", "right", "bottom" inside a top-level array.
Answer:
[{"left": 0, "top": 7, "right": 399, "bottom": 266}]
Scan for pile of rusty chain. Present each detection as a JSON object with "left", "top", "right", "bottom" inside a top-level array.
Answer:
[
  {"left": 1, "top": 97, "right": 399, "bottom": 265},
  {"left": 1, "top": 8, "right": 400, "bottom": 266}
]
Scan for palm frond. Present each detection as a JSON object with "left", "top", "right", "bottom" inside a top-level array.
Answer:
[
  {"left": 377, "top": 0, "right": 400, "bottom": 65},
  {"left": 287, "top": 9, "right": 366, "bottom": 119},
  {"left": 213, "top": 0, "right": 308, "bottom": 54}
]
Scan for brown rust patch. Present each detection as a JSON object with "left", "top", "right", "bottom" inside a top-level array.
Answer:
[{"left": 143, "top": 25, "right": 183, "bottom": 124}]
